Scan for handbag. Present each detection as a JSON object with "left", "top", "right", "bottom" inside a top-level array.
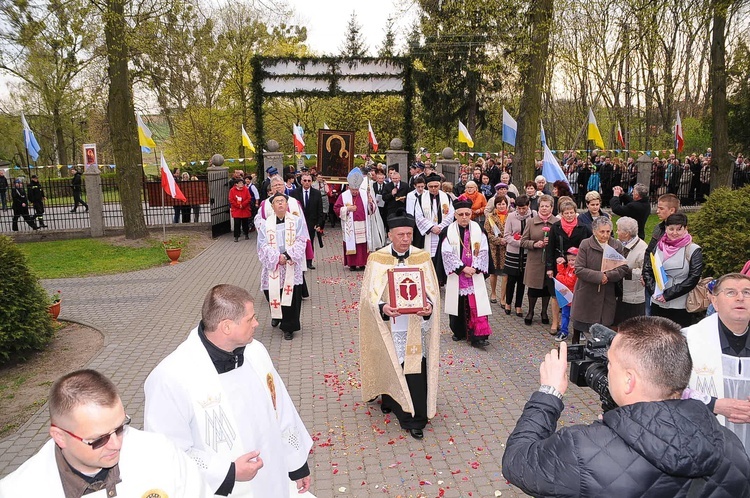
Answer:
[{"left": 686, "top": 277, "right": 713, "bottom": 313}]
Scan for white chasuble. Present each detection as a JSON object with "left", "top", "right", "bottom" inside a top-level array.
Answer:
[
  {"left": 443, "top": 221, "right": 491, "bottom": 317},
  {"left": 416, "top": 191, "right": 454, "bottom": 256},
  {"left": 144, "top": 330, "right": 314, "bottom": 497}
]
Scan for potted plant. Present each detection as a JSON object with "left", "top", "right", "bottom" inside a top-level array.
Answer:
[
  {"left": 48, "top": 290, "right": 62, "bottom": 320},
  {"left": 163, "top": 239, "right": 183, "bottom": 265}
]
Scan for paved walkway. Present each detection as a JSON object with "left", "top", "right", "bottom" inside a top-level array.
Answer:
[{"left": 0, "top": 228, "right": 600, "bottom": 497}]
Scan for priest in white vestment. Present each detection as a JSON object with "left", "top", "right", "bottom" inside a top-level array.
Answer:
[
  {"left": 415, "top": 173, "right": 454, "bottom": 266},
  {"left": 684, "top": 273, "right": 750, "bottom": 456},
  {"left": 257, "top": 193, "right": 308, "bottom": 340},
  {"left": 145, "top": 284, "right": 315, "bottom": 497},
  {"left": 0, "top": 369, "right": 210, "bottom": 498}
]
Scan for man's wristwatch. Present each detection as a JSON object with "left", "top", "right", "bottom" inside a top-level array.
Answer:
[{"left": 538, "top": 385, "right": 564, "bottom": 400}]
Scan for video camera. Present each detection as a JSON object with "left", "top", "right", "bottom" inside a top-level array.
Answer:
[{"left": 567, "top": 324, "right": 617, "bottom": 412}]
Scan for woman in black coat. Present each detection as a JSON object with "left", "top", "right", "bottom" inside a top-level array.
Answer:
[{"left": 544, "top": 198, "right": 592, "bottom": 334}]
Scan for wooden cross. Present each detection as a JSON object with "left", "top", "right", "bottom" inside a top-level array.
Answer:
[
  {"left": 270, "top": 299, "right": 281, "bottom": 309},
  {"left": 284, "top": 285, "right": 293, "bottom": 296}
]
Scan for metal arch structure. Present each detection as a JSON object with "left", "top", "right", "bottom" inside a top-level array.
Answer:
[{"left": 250, "top": 56, "right": 414, "bottom": 174}]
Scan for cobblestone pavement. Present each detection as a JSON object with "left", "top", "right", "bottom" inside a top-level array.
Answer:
[{"left": 0, "top": 226, "right": 601, "bottom": 497}]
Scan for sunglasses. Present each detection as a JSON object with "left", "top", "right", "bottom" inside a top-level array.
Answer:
[{"left": 53, "top": 415, "right": 131, "bottom": 449}]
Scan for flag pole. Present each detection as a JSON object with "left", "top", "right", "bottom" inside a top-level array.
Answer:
[
  {"left": 160, "top": 150, "right": 167, "bottom": 241},
  {"left": 24, "top": 147, "right": 31, "bottom": 177}
]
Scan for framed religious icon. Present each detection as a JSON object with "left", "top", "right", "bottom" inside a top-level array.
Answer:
[
  {"left": 83, "top": 143, "right": 98, "bottom": 173},
  {"left": 317, "top": 129, "right": 354, "bottom": 179},
  {"left": 387, "top": 267, "right": 428, "bottom": 314}
]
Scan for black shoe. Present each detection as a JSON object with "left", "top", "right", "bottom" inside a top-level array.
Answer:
[
  {"left": 32, "top": 226, "right": 40, "bottom": 231},
  {"left": 524, "top": 312, "right": 533, "bottom": 326},
  {"left": 234, "top": 237, "right": 239, "bottom": 242},
  {"left": 307, "top": 264, "right": 315, "bottom": 270},
  {"left": 245, "top": 234, "right": 249, "bottom": 240},
  {"left": 271, "top": 319, "right": 280, "bottom": 328},
  {"left": 381, "top": 406, "right": 392, "bottom": 414},
  {"left": 409, "top": 428, "right": 424, "bottom": 440},
  {"left": 451, "top": 335, "right": 462, "bottom": 342},
  {"left": 85, "top": 206, "right": 89, "bottom": 212},
  {"left": 283, "top": 332, "right": 293, "bottom": 340},
  {"left": 40, "top": 224, "right": 48, "bottom": 228},
  {"left": 541, "top": 314, "right": 550, "bottom": 325},
  {"left": 70, "top": 209, "right": 76, "bottom": 213}
]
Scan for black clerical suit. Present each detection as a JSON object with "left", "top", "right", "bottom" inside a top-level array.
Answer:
[
  {"left": 382, "top": 181, "right": 409, "bottom": 220},
  {"left": 372, "top": 181, "right": 389, "bottom": 230},
  {"left": 293, "top": 186, "right": 324, "bottom": 265}
]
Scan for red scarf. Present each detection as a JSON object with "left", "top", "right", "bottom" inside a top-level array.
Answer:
[{"left": 560, "top": 216, "right": 578, "bottom": 238}]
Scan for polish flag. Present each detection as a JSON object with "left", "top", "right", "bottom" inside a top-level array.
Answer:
[
  {"left": 293, "top": 123, "right": 305, "bottom": 153},
  {"left": 367, "top": 120, "right": 378, "bottom": 152},
  {"left": 674, "top": 111, "right": 684, "bottom": 153},
  {"left": 616, "top": 121, "right": 626, "bottom": 149},
  {"left": 160, "top": 152, "right": 186, "bottom": 202}
]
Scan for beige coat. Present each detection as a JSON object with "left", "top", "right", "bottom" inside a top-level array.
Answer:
[
  {"left": 570, "top": 236, "right": 631, "bottom": 326},
  {"left": 520, "top": 214, "right": 559, "bottom": 289},
  {"left": 485, "top": 211, "right": 508, "bottom": 269}
]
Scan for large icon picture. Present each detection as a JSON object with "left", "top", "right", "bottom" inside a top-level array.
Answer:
[{"left": 317, "top": 130, "right": 354, "bottom": 179}]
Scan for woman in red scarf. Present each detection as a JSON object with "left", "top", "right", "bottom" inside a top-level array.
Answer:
[
  {"left": 485, "top": 195, "right": 510, "bottom": 305},
  {"left": 544, "top": 199, "right": 592, "bottom": 335},
  {"left": 643, "top": 213, "right": 703, "bottom": 327}
]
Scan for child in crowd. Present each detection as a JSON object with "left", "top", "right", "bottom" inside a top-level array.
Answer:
[{"left": 555, "top": 247, "right": 578, "bottom": 342}]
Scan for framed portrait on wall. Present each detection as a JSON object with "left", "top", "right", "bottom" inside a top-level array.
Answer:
[{"left": 317, "top": 130, "right": 354, "bottom": 179}]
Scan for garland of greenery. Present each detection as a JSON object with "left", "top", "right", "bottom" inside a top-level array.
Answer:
[{"left": 251, "top": 56, "right": 416, "bottom": 174}]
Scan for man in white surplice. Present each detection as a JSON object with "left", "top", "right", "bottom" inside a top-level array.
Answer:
[
  {"left": 144, "top": 284, "right": 315, "bottom": 497},
  {"left": 683, "top": 272, "right": 750, "bottom": 456},
  {"left": 415, "top": 173, "right": 454, "bottom": 265}
]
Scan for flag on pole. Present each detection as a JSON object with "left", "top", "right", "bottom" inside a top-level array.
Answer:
[
  {"left": 322, "top": 122, "right": 330, "bottom": 130},
  {"left": 241, "top": 125, "right": 256, "bottom": 153},
  {"left": 674, "top": 111, "right": 684, "bottom": 153},
  {"left": 21, "top": 112, "right": 41, "bottom": 161},
  {"left": 293, "top": 123, "right": 305, "bottom": 152},
  {"left": 137, "top": 113, "right": 157, "bottom": 153},
  {"left": 616, "top": 121, "right": 626, "bottom": 149},
  {"left": 458, "top": 120, "right": 474, "bottom": 148},
  {"left": 367, "top": 120, "right": 378, "bottom": 152},
  {"left": 540, "top": 119, "right": 547, "bottom": 149},
  {"left": 160, "top": 152, "right": 186, "bottom": 202},
  {"left": 650, "top": 251, "right": 668, "bottom": 298},
  {"left": 502, "top": 107, "right": 517, "bottom": 146},
  {"left": 553, "top": 278, "right": 574, "bottom": 308},
  {"left": 542, "top": 143, "right": 569, "bottom": 186},
  {"left": 587, "top": 108, "right": 605, "bottom": 149}
]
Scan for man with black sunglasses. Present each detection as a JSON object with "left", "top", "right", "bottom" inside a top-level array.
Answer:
[{"left": 0, "top": 369, "right": 209, "bottom": 497}]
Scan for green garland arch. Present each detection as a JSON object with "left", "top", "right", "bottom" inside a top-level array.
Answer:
[{"left": 251, "top": 56, "right": 415, "bottom": 178}]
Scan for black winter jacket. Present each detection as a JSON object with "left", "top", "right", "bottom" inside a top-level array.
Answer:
[
  {"left": 502, "top": 392, "right": 750, "bottom": 497},
  {"left": 610, "top": 194, "right": 650, "bottom": 240}
]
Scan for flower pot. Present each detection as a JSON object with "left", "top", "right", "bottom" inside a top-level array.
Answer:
[
  {"left": 166, "top": 248, "right": 182, "bottom": 265},
  {"left": 48, "top": 300, "right": 61, "bottom": 321}
]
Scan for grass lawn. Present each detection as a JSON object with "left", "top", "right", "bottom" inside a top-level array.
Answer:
[{"left": 17, "top": 238, "right": 179, "bottom": 279}]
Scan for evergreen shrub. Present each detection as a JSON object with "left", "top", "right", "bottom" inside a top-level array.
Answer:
[
  {"left": 0, "top": 235, "right": 55, "bottom": 365},
  {"left": 690, "top": 186, "right": 750, "bottom": 277}
]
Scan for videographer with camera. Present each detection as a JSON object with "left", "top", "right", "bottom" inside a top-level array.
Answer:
[{"left": 502, "top": 316, "right": 750, "bottom": 497}]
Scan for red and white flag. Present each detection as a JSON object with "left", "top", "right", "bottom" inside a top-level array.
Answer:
[
  {"left": 160, "top": 152, "right": 186, "bottom": 202},
  {"left": 293, "top": 123, "right": 305, "bottom": 152},
  {"left": 367, "top": 120, "right": 378, "bottom": 152},
  {"left": 616, "top": 121, "right": 626, "bottom": 149},
  {"left": 674, "top": 111, "right": 684, "bottom": 153}
]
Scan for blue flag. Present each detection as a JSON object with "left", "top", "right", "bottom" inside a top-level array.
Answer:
[
  {"left": 502, "top": 107, "right": 517, "bottom": 147},
  {"left": 542, "top": 143, "right": 569, "bottom": 186},
  {"left": 21, "top": 112, "right": 41, "bottom": 162}
]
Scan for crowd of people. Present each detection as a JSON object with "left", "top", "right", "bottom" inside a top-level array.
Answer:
[{"left": 3, "top": 148, "right": 750, "bottom": 497}]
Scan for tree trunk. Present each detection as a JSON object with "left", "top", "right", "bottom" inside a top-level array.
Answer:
[
  {"left": 514, "top": 0, "right": 554, "bottom": 189},
  {"left": 710, "top": 0, "right": 732, "bottom": 189},
  {"left": 104, "top": 0, "right": 148, "bottom": 239},
  {"left": 53, "top": 107, "right": 68, "bottom": 166}
]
